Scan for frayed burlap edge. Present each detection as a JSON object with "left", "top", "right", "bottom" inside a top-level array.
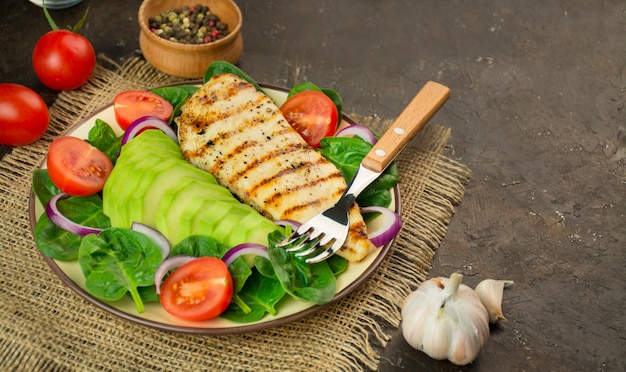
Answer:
[{"left": 0, "top": 55, "right": 471, "bottom": 371}]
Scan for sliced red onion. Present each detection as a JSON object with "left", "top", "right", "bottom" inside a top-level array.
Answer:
[
  {"left": 361, "top": 205, "right": 402, "bottom": 247},
  {"left": 335, "top": 124, "right": 377, "bottom": 144},
  {"left": 222, "top": 243, "right": 269, "bottom": 267},
  {"left": 131, "top": 222, "right": 171, "bottom": 259},
  {"left": 154, "top": 255, "right": 197, "bottom": 294},
  {"left": 121, "top": 116, "right": 178, "bottom": 146},
  {"left": 45, "top": 193, "right": 104, "bottom": 236},
  {"left": 274, "top": 219, "right": 301, "bottom": 230}
]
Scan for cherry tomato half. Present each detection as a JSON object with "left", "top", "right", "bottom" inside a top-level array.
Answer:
[
  {"left": 47, "top": 136, "right": 113, "bottom": 196},
  {"left": 0, "top": 84, "right": 50, "bottom": 146},
  {"left": 33, "top": 30, "right": 96, "bottom": 91},
  {"left": 113, "top": 90, "right": 174, "bottom": 131},
  {"left": 279, "top": 90, "right": 339, "bottom": 148},
  {"left": 160, "top": 257, "right": 233, "bottom": 321}
]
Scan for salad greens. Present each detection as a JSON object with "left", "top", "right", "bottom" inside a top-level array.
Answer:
[
  {"left": 35, "top": 192, "right": 110, "bottom": 261},
  {"left": 87, "top": 119, "right": 123, "bottom": 164},
  {"left": 203, "top": 61, "right": 264, "bottom": 92},
  {"left": 31, "top": 62, "right": 397, "bottom": 323},
  {"left": 78, "top": 228, "right": 162, "bottom": 313},
  {"left": 267, "top": 231, "right": 337, "bottom": 305},
  {"left": 32, "top": 169, "right": 60, "bottom": 206},
  {"left": 220, "top": 269, "right": 286, "bottom": 323},
  {"left": 150, "top": 84, "right": 198, "bottom": 126},
  {"left": 319, "top": 136, "right": 399, "bottom": 209}
]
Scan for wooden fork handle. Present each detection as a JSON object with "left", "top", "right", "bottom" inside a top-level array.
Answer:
[{"left": 361, "top": 81, "right": 450, "bottom": 173}]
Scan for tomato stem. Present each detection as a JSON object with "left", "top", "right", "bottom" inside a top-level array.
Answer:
[
  {"left": 71, "top": 7, "right": 90, "bottom": 33},
  {"left": 41, "top": 0, "right": 90, "bottom": 33},
  {"left": 42, "top": 0, "right": 60, "bottom": 31}
]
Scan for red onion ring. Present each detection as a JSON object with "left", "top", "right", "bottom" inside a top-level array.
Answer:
[
  {"left": 361, "top": 205, "right": 402, "bottom": 247},
  {"left": 153, "top": 255, "right": 197, "bottom": 294},
  {"left": 45, "top": 193, "right": 104, "bottom": 236},
  {"left": 222, "top": 243, "right": 269, "bottom": 267},
  {"left": 274, "top": 219, "right": 301, "bottom": 230},
  {"left": 131, "top": 222, "right": 171, "bottom": 259},
  {"left": 121, "top": 116, "right": 178, "bottom": 146},
  {"left": 335, "top": 124, "right": 377, "bottom": 144}
]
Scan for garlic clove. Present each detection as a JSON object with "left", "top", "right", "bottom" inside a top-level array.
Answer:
[{"left": 474, "top": 279, "right": 514, "bottom": 323}]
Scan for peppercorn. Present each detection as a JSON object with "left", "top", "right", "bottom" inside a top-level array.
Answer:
[{"left": 148, "top": 4, "right": 229, "bottom": 44}]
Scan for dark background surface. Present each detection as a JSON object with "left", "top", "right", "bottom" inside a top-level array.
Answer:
[{"left": 1, "top": 0, "right": 624, "bottom": 370}]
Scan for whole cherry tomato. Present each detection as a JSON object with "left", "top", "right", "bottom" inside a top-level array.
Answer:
[
  {"left": 32, "top": 6, "right": 95, "bottom": 91},
  {"left": 0, "top": 84, "right": 49, "bottom": 146}
]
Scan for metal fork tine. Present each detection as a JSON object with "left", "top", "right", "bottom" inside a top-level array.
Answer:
[
  {"left": 277, "top": 233, "right": 303, "bottom": 248},
  {"left": 283, "top": 234, "right": 310, "bottom": 252},
  {"left": 305, "top": 238, "right": 344, "bottom": 264},
  {"left": 294, "top": 242, "right": 322, "bottom": 257}
]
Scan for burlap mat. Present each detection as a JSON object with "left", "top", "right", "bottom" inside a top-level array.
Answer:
[{"left": 0, "top": 56, "right": 471, "bottom": 371}]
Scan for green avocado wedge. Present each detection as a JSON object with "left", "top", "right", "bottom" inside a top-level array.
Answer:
[{"left": 102, "top": 130, "right": 281, "bottom": 247}]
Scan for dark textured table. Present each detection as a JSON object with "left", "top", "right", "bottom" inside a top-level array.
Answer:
[{"left": 2, "top": 1, "right": 624, "bottom": 370}]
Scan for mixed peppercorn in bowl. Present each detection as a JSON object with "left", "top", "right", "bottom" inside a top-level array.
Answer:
[
  {"left": 138, "top": 0, "right": 243, "bottom": 78},
  {"left": 148, "top": 4, "right": 230, "bottom": 45}
]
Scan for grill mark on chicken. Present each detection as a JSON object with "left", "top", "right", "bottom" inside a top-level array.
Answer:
[
  {"left": 279, "top": 178, "right": 345, "bottom": 218},
  {"left": 229, "top": 142, "right": 306, "bottom": 183}
]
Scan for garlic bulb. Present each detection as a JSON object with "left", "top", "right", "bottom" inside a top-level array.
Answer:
[
  {"left": 475, "top": 279, "right": 514, "bottom": 323},
  {"left": 401, "top": 273, "right": 490, "bottom": 366}
]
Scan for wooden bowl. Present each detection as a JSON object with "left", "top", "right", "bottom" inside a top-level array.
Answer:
[{"left": 138, "top": 0, "right": 243, "bottom": 78}]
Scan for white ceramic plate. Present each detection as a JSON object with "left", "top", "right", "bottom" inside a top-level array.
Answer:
[{"left": 28, "top": 82, "right": 400, "bottom": 334}]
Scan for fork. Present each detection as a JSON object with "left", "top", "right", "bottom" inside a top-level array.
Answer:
[{"left": 279, "top": 81, "right": 451, "bottom": 263}]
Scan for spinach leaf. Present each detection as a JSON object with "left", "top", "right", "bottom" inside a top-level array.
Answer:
[
  {"left": 287, "top": 81, "right": 321, "bottom": 97},
  {"left": 87, "top": 119, "right": 122, "bottom": 164},
  {"left": 287, "top": 82, "right": 343, "bottom": 122},
  {"left": 32, "top": 169, "right": 60, "bottom": 206},
  {"left": 319, "top": 136, "right": 399, "bottom": 208},
  {"left": 136, "top": 285, "right": 160, "bottom": 303},
  {"left": 34, "top": 194, "right": 111, "bottom": 260},
  {"left": 78, "top": 228, "right": 162, "bottom": 313},
  {"left": 267, "top": 230, "right": 336, "bottom": 305},
  {"left": 35, "top": 214, "right": 82, "bottom": 261},
  {"left": 254, "top": 256, "right": 277, "bottom": 279},
  {"left": 327, "top": 254, "right": 348, "bottom": 276},
  {"left": 321, "top": 88, "right": 343, "bottom": 121},
  {"left": 170, "top": 234, "right": 229, "bottom": 257},
  {"left": 151, "top": 85, "right": 198, "bottom": 124},
  {"left": 220, "top": 269, "right": 286, "bottom": 323},
  {"left": 203, "top": 61, "right": 264, "bottom": 92}
]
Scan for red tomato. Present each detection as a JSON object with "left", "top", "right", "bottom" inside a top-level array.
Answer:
[
  {"left": 113, "top": 90, "right": 174, "bottom": 130},
  {"left": 0, "top": 84, "right": 50, "bottom": 146},
  {"left": 47, "top": 136, "right": 113, "bottom": 196},
  {"left": 33, "top": 30, "right": 96, "bottom": 91},
  {"left": 160, "top": 257, "right": 233, "bottom": 321},
  {"left": 279, "top": 90, "right": 339, "bottom": 147}
]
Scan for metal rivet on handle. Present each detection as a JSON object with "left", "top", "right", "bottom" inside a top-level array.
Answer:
[
  {"left": 375, "top": 149, "right": 386, "bottom": 157},
  {"left": 394, "top": 127, "right": 405, "bottom": 135}
]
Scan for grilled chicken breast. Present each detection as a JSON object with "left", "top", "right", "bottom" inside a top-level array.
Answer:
[{"left": 176, "top": 73, "right": 375, "bottom": 262}]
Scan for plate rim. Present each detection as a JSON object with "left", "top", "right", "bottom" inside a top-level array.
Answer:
[{"left": 28, "top": 81, "right": 402, "bottom": 335}]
